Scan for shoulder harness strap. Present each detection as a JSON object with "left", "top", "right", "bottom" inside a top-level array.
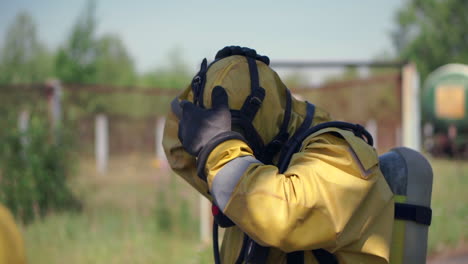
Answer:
[
  {"left": 262, "top": 89, "right": 292, "bottom": 164},
  {"left": 278, "top": 102, "right": 315, "bottom": 173}
]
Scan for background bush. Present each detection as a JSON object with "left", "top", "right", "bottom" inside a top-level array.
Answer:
[{"left": 0, "top": 113, "right": 80, "bottom": 224}]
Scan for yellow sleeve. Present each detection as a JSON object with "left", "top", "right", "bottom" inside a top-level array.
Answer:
[
  {"left": 162, "top": 106, "right": 212, "bottom": 200},
  {"left": 0, "top": 205, "right": 26, "bottom": 264},
  {"left": 205, "top": 132, "right": 392, "bottom": 255}
]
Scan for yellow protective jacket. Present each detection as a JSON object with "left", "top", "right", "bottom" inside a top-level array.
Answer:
[
  {"left": 163, "top": 55, "right": 394, "bottom": 263},
  {"left": 0, "top": 204, "right": 26, "bottom": 264}
]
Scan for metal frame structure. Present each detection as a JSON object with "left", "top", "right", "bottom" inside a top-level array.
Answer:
[{"left": 270, "top": 60, "right": 420, "bottom": 152}]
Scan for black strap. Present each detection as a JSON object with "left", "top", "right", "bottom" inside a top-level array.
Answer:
[
  {"left": 278, "top": 121, "right": 374, "bottom": 174},
  {"left": 295, "top": 102, "right": 316, "bottom": 136},
  {"left": 395, "top": 202, "right": 432, "bottom": 225},
  {"left": 192, "top": 58, "right": 208, "bottom": 108},
  {"left": 286, "top": 249, "right": 337, "bottom": 264},
  {"left": 244, "top": 238, "right": 270, "bottom": 264},
  {"left": 240, "top": 57, "right": 265, "bottom": 122},
  {"left": 273, "top": 89, "right": 292, "bottom": 142},
  {"left": 213, "top": 222, "right": 221, "bottom": 264},
  {"left": 193, "top": 46, "right": 270, "bottom": 109},
  {"left": 286, "top": 251, "right": 304, "bottom": 264},
  {"left": 312, "top": 249, "right": 338, "bottom": 264},
  {"left": 230, "top": 110, "right": 265, "bottom": 158},
  {"left": 235, "top": 234, "right": 249, "bottom": 264},
  {"left": 215, "top": 46, "right": 270, "bottom": 65},
  {"left": 262, "top": 89, "right": 293, "bottom": 164},
  {"left": 278, "top": 102, "right": 315, "bottom": 173}
]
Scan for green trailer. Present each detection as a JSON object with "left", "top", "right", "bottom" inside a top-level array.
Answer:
[{"left": 422, "top": 64, "right": 468, "bottom": 157}]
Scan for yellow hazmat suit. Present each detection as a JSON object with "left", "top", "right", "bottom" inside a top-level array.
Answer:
[
  {"left": 0, "top": 204, "right": 26, "bottom": 264},
  {"left": 163, "top": 54, "right": 394, "bottom": 263}
]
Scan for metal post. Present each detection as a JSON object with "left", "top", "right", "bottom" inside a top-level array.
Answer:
[
  {"left": 18, "top": 110, "right": 30, "bottom": 146},
  {"left": 95, "top": 113, "right": 109, "bottom": 174},
  {"left": 366, "top": 119, "right": 378, "bottom": 149},
  {"left": 155, "top": 117, "right": 168, "bottom": 169},
  {"left": 46, "top": 80, "right": 62, "bottom": 142},
  {"left": 402, "top": 63, "right": 421, "bottom": 150},
  {"left": 200, "top": 195, "right": 211, "bottom": 243},
  {"left": 51, "top": 80, "right": 62, "bottom": 130}
]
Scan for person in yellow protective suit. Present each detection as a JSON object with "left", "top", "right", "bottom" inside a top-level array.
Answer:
[
  {"left": 0, "top": 204, "right": 27, "bottom": 264},
  {"left": 163, "top": 46, "right": 394, "bottom": 264}
]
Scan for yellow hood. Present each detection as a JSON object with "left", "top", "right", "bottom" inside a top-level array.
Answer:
[{"left": 178, "top": 55, "right": 331, "bottom": 147}]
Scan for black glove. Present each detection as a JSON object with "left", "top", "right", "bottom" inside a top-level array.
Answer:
[{"left": 177, "top": 86, "right": 246, "bottom": 181}]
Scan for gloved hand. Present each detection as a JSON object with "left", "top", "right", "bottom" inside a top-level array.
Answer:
[{"left": 177, "top": 86, "right": 246, "bottom": 180}]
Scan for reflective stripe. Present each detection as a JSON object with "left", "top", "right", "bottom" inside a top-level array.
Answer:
[{"left": 211, "top": 155, "right": 262, "bottom": 211}]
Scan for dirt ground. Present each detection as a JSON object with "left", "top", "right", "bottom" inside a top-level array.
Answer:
[{"left": 428, "top": 246, "right": 468, "bottom": 264}]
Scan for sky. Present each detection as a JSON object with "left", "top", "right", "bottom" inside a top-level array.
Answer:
[{"left": 0, "top": 0, "right": 406, "bottom": 75}]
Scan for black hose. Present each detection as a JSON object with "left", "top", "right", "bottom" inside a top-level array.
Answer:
[{"left": 213, "top": 222, "right": 221, "bottom": 264}]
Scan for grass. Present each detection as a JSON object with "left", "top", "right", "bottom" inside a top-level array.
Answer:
[
  {"left": 22, "top": 154, "right": 212, "bottom": 264},
  {"left": 19, "top": 154, "right": 468, "bottom": 263},
  {"left": 428, "top": 158, "right": 468, "bottom": 254}
]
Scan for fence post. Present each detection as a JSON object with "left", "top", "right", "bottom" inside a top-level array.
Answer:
[
  {"left": 366, "top": 119, "right": 378, "bottom": 150},
  {"left": 46, "top": 80, "right": 62, "bottom": 142},
  {"left": 402, "top": 63, "right": 421, "bottom": 151},
  {"left": 18, "top": 110, "right": 30, "bottom": 146},
  {"left": 200, "top": 195, "right": 211, "bottom": 243},
  {"left": 95, "top": 113, "right": 109, "bottom": 174},
  {"left": 155, "top": 116, "right": 168, "bottom": 169}
]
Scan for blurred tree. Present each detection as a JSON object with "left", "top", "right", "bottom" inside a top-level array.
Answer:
[
  {"left": 55, "top": 0, "right": 140, "bottom": 87},
  {"left": 138, "top": 47, "right": 191, "bottom": 89},
  {"left": 95, "top": 34, "right": 136, "bottom": 86},
  {"left": 0, "top": 11, "right": 53, "bottom": 85},
  {"left": 55, "top": 0, "right": 98, "bottom": 84},
  {"left": 392, "top": 0, "right": 468, "bottom": 80}
]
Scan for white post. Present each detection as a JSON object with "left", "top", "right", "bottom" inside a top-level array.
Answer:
[
  {"left": 402, "top": 63, "right": 421, "bottom": 151},
  {"left": 155, "top": 117, "right": 168, "bottom": 169},
  {"left": 46, "top": 80, "right": 62, "bottom": 142},
  {"left": 18, "top": 110, "right": 30, "bottom": 146},
  {"left": 51, "top": 80, "right": 62, "bottom": 130},
  {"left": 95, "top": 114, "right": 109, "bottom": 174},
  {"left": 396, "top": 125, "right": 402, "bottom": 147},
  {"left": 365, "top": 119, "right": 378, "bottom": 150},
  {"left": 200, "top": 195, "right": 211, "bottom": 243}
]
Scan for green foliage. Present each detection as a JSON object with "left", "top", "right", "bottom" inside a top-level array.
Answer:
[
  {"left": 428, "top": 158, "right": 468, "bottom": 254},
  {"left": 55, "top": 1, "right": 138, "bottom": 86},
  {"left": 55, "top": 0, "right": 98, "bottom": 84},
  {"left": 22, "top": 155, "right": 206, "bottom": 263},
  {"left": 153, "top": 175, "right": 195, "bottom": 235},
  {"left": 0, "top": 11, "right": 54, "bottom": 85},
  {"left": 0, "top": 114, "right": 80, "bottom": 224},
  {"left": 138, "top": 47, "right": 191, "bottom": 89},
  {"left": 95, "top": 34, "right": 136, "bottom": 86},
  {"left": 154, "top": 189, "right": 172, "bottom": 232},
  {"left": 392, "top": 0, "right": 468, "bottom": 80},
  {"left": 178, "top": 199, "right": 193, "bottom": 235},
  {"left": 139, "top": 69, "right": 190, "bottom": 90},
  {"left": 24, "top": 210, "right": 211, "bottom": 264},
  {"left": 0, "top": 2, "right": 191, "bottom": 94}
]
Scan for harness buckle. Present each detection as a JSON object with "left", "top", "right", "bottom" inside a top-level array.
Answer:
[
  {"left": 271, "top": 139, "right": 282, "bottom": 146},
  {"left": 249, "top": 96, "right": 263, "bottom": 106}
]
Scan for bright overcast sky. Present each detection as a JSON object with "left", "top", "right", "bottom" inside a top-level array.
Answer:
[{"left": 0, "top": 0, "right": 406, "bottom": 74}]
